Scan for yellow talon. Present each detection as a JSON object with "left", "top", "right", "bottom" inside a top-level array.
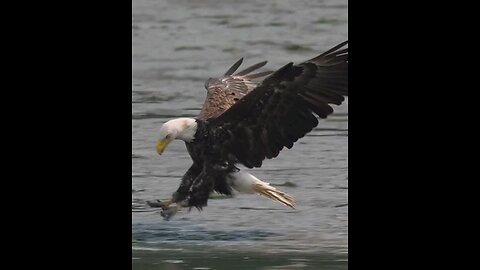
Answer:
[
  {"left": 146, "top": 199, "right": 174, "bottom": 209},
  {"left": 162, "top": 199, "right": 173, "bottom": 208}
]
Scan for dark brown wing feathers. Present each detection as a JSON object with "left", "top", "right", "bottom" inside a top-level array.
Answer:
[
  {"left": 208, "top": 41, "right": 348, "bottom": 168},
  {"left": 224, "top": 58, "right": 243, "bottom": 76},
  {"left": 235, "top": 61, "right": 268, "bottom": 76}
]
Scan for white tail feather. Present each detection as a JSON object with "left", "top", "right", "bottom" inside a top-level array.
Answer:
[
  {"left": 227, "top": 171, "right": 296, "bottom": 209},
  {"left": 252, "top": 183, "right": 296, "bottom": 209}
]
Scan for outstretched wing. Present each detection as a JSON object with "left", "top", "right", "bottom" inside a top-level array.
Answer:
[
  {"left": 208, "top": 41, "right": 348, "bottom": 168},
  {"left": 198, "top": 59, "right": 272, "bottom": 119}
]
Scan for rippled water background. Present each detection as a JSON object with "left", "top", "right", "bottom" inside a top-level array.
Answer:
[{"left": 132, "top": 0, "right": 348, "bottom": 269}]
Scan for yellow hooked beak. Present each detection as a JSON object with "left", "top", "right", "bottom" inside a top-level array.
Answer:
[{"left": 156, "top": 138, "right": 172, "bottom": 155}]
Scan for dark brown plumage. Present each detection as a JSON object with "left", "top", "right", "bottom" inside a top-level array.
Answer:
[{"left": 207, "top": 40, "right": 348, "bottom": 168}]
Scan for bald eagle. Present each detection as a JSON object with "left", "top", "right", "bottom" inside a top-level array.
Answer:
[{"left": 150, "top": 41, "right": 348, "bottom": 220}]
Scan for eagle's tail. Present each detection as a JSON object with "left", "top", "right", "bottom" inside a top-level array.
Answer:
[
  {"left": 252, "top": 182, "right": 296, "bottom": 209},
  {"left": 227, "top": 171, "right": 296, "bottom": 209}
]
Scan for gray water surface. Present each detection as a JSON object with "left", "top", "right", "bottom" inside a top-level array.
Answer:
[{"left": 133, "top": 0, "right": 348, "bottom": 269}]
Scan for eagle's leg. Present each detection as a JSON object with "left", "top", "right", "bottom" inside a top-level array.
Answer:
[
  {"left": 186, "top": 169, "right": 214, "bottom": 210},
  {"left": 157, "top": 165, "right": 225, "bottom": 219},
  {"left": 148, "top": 164, "right": 201, "bottom": 210},
  {"left": 171, "top": 164, "right": 203, "bottom": 203},
  {"left": 159, "top": 183, "right": 212, "bottom": 220},
  {"left": 184, "top": 163, "right": 236, "bottom": 208},
  {"left": 146, "top": 164, "right": 202, "bottom": 220},
  {"left": 159, "top": 169, "right": 212, "bottom": 220}
]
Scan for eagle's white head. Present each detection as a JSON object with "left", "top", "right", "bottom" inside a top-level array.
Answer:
[{"left": 156, "top": 118, "right": 197, "bottom": 155}]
